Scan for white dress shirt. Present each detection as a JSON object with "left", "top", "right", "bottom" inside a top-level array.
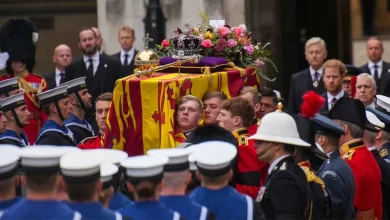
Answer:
[
  {"left": 309, "top": 66, "right": 323, "bottom": 82},
  {"left": 83, "top": 52, "right": 100, "bottom": 76},
  {"left": 368, "top": 60, "right": 383, "bottom": 79},
  {"left": 268, "top": 154, "right": 291, "bottom": 175},
  {"left": 120, "top": 48, "right": 135, "bottom": 65},
  {"left": 55, "top": 68, "right": 64, "bottom": 86},
  {"left": 367, "top": 102, "right": 376, "bottom": 108},
  {"left": 327, "top": 90, "right": 345, "bottom": 110}
]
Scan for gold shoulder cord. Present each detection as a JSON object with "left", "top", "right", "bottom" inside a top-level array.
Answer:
[
  {"left": 301, "top": 166, "right": 325, "bottom": 189},
  {"left": 18, "top": 77, "right": 46, "bottom": 108}
]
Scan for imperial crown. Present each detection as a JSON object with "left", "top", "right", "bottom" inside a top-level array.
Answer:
[{"left": 171, "top": 22, "right": 201, "bottom": 59}]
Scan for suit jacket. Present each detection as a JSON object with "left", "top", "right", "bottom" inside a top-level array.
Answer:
[
  {"left": 112, "top": 50, "right": 139, "bottom": 77},
  {"left": 319, "top": 91, "right": 350, "bottom": 112},
  {"left": 43, "top": 72, "right": 57, "bottom": 90},
  {"left": 288, "top": 68, "right": 325, "bottom": 114},
  {"left": 65, "top": 54, "right": 122, "bottom": 104},
  {"left": 360, "top": 61, "right": 390, "bottom": 96}
]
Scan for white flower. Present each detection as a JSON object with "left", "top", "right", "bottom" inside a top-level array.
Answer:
[{"left": 239, "top": 24, "right": 247, "bottom": 32}]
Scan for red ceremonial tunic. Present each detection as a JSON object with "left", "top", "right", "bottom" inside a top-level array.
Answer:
[
  {"left": 0, "top": 74, "right": 48, "bottom": 144},
  {"left": 77, "top": 135, "right": 103, "bottom": 149},
  {"left": 339, "top": 139, "right": 382, "bottom": 219}
]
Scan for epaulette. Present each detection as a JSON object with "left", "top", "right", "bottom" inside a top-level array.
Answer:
[
  {"left": 342, "top": 149, "right": 356, "bottom": 160},
  {"left": 301, "top": 166, "right": 325, "bottom": 189},
  {"left": 238, "top": 135, "right": 248, "bottom": 146},
  {"left": 79, "top": 136, "right": 97, "bottom": 144},
  {"left": 380, "top": 148, "right": 388, "bottom": 158}
]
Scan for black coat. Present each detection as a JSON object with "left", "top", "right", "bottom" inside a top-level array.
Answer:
[
  {"left": 112, "top": 50, "right": 139, "bottom": 77},
  {"left": 360, "top": 61, "right": 390, "bottom": 97},
  {"left": 288, "top": 68, "right": 326, "bottom": 114},
  {"left": 319, "top": 91, "right": 350, "bottom": 112},
  {"left": 0, "top": 138, "right": 25, "bottom": 147},
  {"left": 258, "top": 156, "right": 310, "bottom": 220},
  {"left": 371, "top": 149, "right": 390, "bottom": 219},
  {"left": 43, "top": 72, "right": 57, "bottom": 90},
  {"left": 35, "top": 131, "right": 76, "bottom": 146},
  {"left": 66, "top": 124, "right": 94, "bottom": 145}
]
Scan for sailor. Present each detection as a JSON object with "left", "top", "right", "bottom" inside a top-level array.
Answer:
[
  {"left": 119, "top": 155, "right": 181, "bottom": 220},
  {"left": 189, "top": 141, "right": 264, "bottom": 220},
  {"left": 313, "top": 113, "right": 355, "bottom": 219},
  {"left": 0, "top": 146, "right": 21, "bottom": 210},
  {"left": 147, "top": 148, "right": 214, "bottom": 220},
  {"left": 85, "top": 148, "right": 132, "bottom": 210},
  {"left": 0, "top": 92, "right": 30, "bottom": 147},
  {"left": 62, "top": 77, "right": 94, "bottom": 144},
  {"left": 0, "top": 146, "right": 82, "bottom": 219},
  {"left": 0, "top": 77, "right": 20, "bottom": 98},
  {"left": 61, "top": 152, "right": 124, "bottom": 220},
  {"left": 35, "top": 86, "right": 76, "bottom": 146}
]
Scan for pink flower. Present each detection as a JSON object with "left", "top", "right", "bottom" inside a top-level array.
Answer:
[
  {"left": 201, "top": 39, "right": 213, "bottom": 48},
  {"left": 244, "top": 44, "right": 254, "bottom": 54},
  {"left": 239, "top": 24, "right": 247, "bottom": 32},
  {"left": 216, "top": 38, "right": 228, "bottom": 52},
  {"left": 254, "top": 58, "right": 264, "bottom": 67},
  {"left": 199, "top": 34, "right": 204, "bottom": 40},
  {"left": 227, "top": 39, "right": 237, "bottom": 48},
  {"left": 218, "top": 26, "right": 230, "bottom": 37},
  {"left": 231, "top": 27, "right": 242, "bottom": 37},
  {"left": 162, "top": 39, "right": 170, "bottom": 47}
]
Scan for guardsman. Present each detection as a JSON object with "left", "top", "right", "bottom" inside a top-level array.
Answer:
[
  {"left": 0, "top": 93, "right": 30, "bottom": 147},
  {"left": 147, "top": 148, "right": 215, "bottom": 220},
  {"left": 61, "top": 151, "right": 125, "bottom": 220},
  {"left": 248, "top": 109, "right": 311, "bottom": 219},
  {"left": 372, "top": 95, "right": 390, "bottom": 163},
  {"left": 328, "top": 97, "right": 382, "bottom": 219},
  {"left": 119, "top": 155, "right": 181, "bottom": 219},
  {"left": 365, "top": 108, "right": 390, "bottom": 217},
  {"left": 0, "top": 147, "right": 82, "bottom": 219},
  {"left": 313, "top": 113, "right": 355, "bottom": 219},
  {"left": 217, "top": 97, "right": 261, "bottom": 198},
  {"left": 0, "top": 77, "right": 20, "bottom": 98},
  {"left": 86, "top": 148, "right": 132, "bottom": 210},
  {"left": 189, "top": 141, "right": 265, "bottom": 219},
  {"left": 35, "top": 86, "right": 76, "bottom": 146},
  {"left": 0, "top": 146, "right": 21, "bottom": 210},
  {"left": 62, "top": 77, "right": 94, "bottom": 144}
]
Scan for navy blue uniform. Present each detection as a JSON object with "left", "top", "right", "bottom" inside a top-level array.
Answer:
[
  {"left": 0, "top": 197, "right": 21, "bottom": 211},
  {"left": 109, "top": 192, "right": 133, "bottom": 211},
  {"left": 67, "top": 202, "right": 122, "bottom": 220},
  {"left": 0, "top": 199, "right": 81, "bottom": 220},
  {"left": 0, "top": 130, "right": 28, "bottom": 147},
  {"left": 317, "top": 151, "right": 355, "bottom": 219},
  {"left": 378, "top": 142, "right": 390, "bottom": 164},
  {"left": 35, "top": 120, "right": 76, "bottom": 146},
  {"left": 160, "top": 195, "right": 214, "bottom": 220},
  {"left": 190, "top": 186, "right": 263, "bottom": 220},
  {"left": 370, "top": 148, "right": 390, "bottom": 218},
  {"left": 119, "top": 201, "right": 180, "bottom": 220},
  {"left": 64, "top": 113, "right": 94, "bottom": 144}
]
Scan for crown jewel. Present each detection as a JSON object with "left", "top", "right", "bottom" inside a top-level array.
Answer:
[{"left": 171, "top": 21, "right": 201, "bottom": 59}]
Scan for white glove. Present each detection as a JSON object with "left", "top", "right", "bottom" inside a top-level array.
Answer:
[{"left": 0, "top": 52, "right": 9, "bottom": 71}]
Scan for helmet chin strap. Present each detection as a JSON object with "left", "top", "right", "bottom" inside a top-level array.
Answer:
[
  {"left": 54, "top": 101, "right": 65, "bottom": 121},
  {"left": 10, "top": 109, "right": 23, "bottom": 128},
  {"left": 74, "top": 92, "right": 87, "bottom": 112}
]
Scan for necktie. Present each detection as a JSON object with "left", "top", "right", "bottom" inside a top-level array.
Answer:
[
  {"left": 331, "top": 97, "right": 337, "bottom": 109},
  {"left": 87, "top": 59, "right": 94, "bottom": 77},
  {"left": 124, "top": 54, "right": 129, "bottom": 66},
  {"left": 59, "top": 73, "right": 65, "bottom": 85},
  {"left": 373, "top": 64, "right": 380, "bottom": 89},
  {"left": 313, "top": 72, "right": 319, "bottom": 88}
]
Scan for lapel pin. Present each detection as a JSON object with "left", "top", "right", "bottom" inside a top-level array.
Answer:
[{"left": 104, "top": 64, "right": 108, "bottom": 68}]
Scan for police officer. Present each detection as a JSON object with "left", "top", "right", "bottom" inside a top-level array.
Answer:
[
  {"left": 62, "top": 77, "right": 95, "bottom": 144},
  {"left": 147, "top": 148, "right": 214, "bottom": 220},
  {"left": 313, "top": 113, "right": 355, "bottom": 219},
  {"left": 61, "top": 151, "right": 124, "bottom": 219},
  {"left": 35, "top": 86, "right": 76, "bottom": 146},
  {"left": 0, "top": 147, "right": 81, "bottom": 219},
  {"left": 0, "top": 146, "right": 21, "bottom": 210},
  {"left": 0, "top": 93, "right": 30, "bottom": 147},
  {"left": 189, "top": 141, "right": 264, "bottom": 220},
  {"left": 119, "top": 155, "right": 181, "bottom": 219}
]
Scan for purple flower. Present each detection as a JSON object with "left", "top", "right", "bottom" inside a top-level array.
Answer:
[
  {"left": 227, "top": 39, "right": 238, "bottom": 48},
  {"left": 244, "top": 44, "right": 254, "bottom": 54},
  {"left": 254, "top": 58, "right": 264, "bottom": 67},
  {"left": 216, "top": 38, "right": 228, "bottom": 52}
]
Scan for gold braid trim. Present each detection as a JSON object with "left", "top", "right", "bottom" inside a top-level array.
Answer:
[
  {"left": 226, "top": 62, "right": 246, "bottom": 77},
  {"left": 18, "top": 76, "right": 46, "bottom": 108},
  {"left": 301, "top": 166, "right": 326, "bottom": 189},
  {"left": 201, "top": 66, "right": 212, "bottom": 84}
]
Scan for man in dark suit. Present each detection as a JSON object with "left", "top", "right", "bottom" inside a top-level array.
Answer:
[
  {"left": 44, "top": 44, "right": 72, "bottom": 89},
  {"left": 65, "top": 27, "right": 122, "bottom": 105},
  {"left": 360, "top": 37, "right": 390, "bottom": 97},
  {"left": 112, "top": 26, "right": 139, "bottom": 77},
  {"left": 320, "top": 59, "right": 349, "bottom": 112},
  {"left": 288, "top": 37, "right": 327, "bottom": 114}
]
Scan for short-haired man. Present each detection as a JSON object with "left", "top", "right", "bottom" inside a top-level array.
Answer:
[
  {"left": 288, "top": 37, "right": 327, "bottom": 114},
  {"left": 320, "top": 59, "right": 349, "bottom": 112},
  {"left": 0, "top": 148, "right": 21, "bottom": 210},
  {"left": 112, "top": 26, "right": 138, "bottom": 76},
  {"left": 217, "top": 97, "right": 261, "bottom": 199},
  {"left": 44, "top": 44, "right": 73, "bottom": 89},
  {"left": 174, "top": 95, "right": 202, "bottom": 144},
  {"left": 78, "top": 92, "right": 112, "bottom": 149},
  {"left": 201, "top": 91, "right": 227, "bottom": 125},
  {"left": 0, "top": 93, "right": 30, "bottom": 146},
  {"left": 258, "top": 87, "right": 277, "bottom": 119},
  {"left": 360, "top": 37, "right": 390, "bottom": 96},
  {"left": 239, "top": 86, "right": 261, "bottom": 123},
  {"left": 355, "top": 73, "right": 377, "bottom": 108},
  {"left": 35, "top": 86, "right": 76, "bottom": 146},
  {"left": 329, "top": 97, "right": 382, "bottom": 219}
]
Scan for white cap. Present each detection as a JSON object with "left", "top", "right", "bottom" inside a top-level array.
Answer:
[
  {"left": 0, "top": 149, "right": 19, "bottom": 180},
  {"left": 249, "top": 111, "right": 310, "bottom": 147},
  {"left": 60, "top": 77, "right": 87, "bottom": 94},
  {"left": 0, "top": 92, "right": 25, "bottom": 112},
  {"left": 0, "top": 77, "right": 19, "bottom": 94},
  {"left": 19, "top": 146, "right": 65, "bottom": 174},
  {"left": 0, "top": 145, "right": 21, "bottom": 155},
  {"left": 147, "top": 148, "right": 191, "bottom": 171},
  {"left": 37, "top": 86, "right": 68, "bottom": 106},
  {"left": 121, "top": 155, "right": 168, "bottom": 182},
  {"left": 100, "top": 163, "right": 119, "bottom": 189},
  {"left": 273, "top": 90, "right": 281, "bottom": 99},
  {"left": 188, "top": 154, "right": 197, "bottom": 171},
  {"left": 60, "top": 152, "right": 101, "bottom": 184},
  {"left": 191, "top": 141, "right": 237, "bottom": 176},
  {"left": 366, "top": 110, "right": 385, "bottom": 129},
  {"left": 83, "top": 149, "right": 128, "bottom": 165},
  {"left": 35, "top": 145, "right": 82, "bottom": 155},
  {"left": 376, "top": 95, "right": 390, "bottom": 112}
]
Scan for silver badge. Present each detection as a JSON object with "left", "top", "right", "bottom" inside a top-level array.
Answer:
[{"left": 256, "top": 186, "right": 266, "bottom": 202}]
